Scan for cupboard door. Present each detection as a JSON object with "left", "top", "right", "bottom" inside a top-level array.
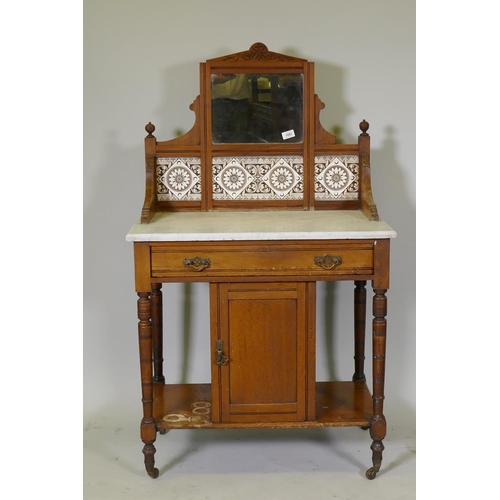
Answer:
[{"left": 211, "top": 282, "right": 315, "bottom": 423}]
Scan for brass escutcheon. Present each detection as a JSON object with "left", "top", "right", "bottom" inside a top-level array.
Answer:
[{"left": 215, "top": 339, "right": 229, "bottom": 366}]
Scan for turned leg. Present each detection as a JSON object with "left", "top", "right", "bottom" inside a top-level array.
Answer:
[
  {"left": 151, "top": 283, "right": 165, "bottom": 383},
  {"left": 352, "top": 280, "right": 367, "bottom": 382},
  {"left": 366, "top": 288, "right": 387, "bottom": 480},
  {"left": 137, "top": 291, "right": 159, "bottom": 478}
]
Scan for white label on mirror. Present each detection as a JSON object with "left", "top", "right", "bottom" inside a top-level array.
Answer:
[{"left": 282, "top": 129, "right": 295, "bottom": 140}]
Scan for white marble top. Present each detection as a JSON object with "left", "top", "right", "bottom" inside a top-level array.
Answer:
[{"left": 126, "top": 210, "right": 396, "bottom": 242}]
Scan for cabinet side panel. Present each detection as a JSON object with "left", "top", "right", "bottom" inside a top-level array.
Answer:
[
  {"left": 373, "top": 239, "right": 390, "bottom": 290},
  {"left": 306, "top": 282, "right": 316, "bottom": 420},
  {"left": 209, "top": 283, "right": 222, "bottom": 423},
  {"left": 134, "top": 243, "right": 151, "bottom": 292}
]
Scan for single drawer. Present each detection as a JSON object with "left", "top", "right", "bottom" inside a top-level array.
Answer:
[{"left": 150, "top": 240, "right": 374, "bottom": 279}]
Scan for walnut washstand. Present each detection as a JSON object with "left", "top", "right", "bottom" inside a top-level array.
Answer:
[{"left": 127, "top": 43, "right": 397, "bottom": 479}]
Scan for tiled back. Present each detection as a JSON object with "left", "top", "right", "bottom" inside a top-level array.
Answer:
[
  {"left": 213, "top": 156, "right": 303, "bottom": 201},
  {"left": 314, "top": 155, "right": 359, "bottom": 200},
  {"left": 156, "top": 155, "right": 359, "bottom": 202},
  {"left": 156, "top": 157, "right": 202, "bottom": 201}
]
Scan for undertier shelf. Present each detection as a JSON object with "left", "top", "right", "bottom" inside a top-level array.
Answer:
[{"left": 154, "top": 381, "right": 372, "bottom": 432}]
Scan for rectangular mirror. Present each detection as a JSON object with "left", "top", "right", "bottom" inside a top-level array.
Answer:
[{"left": 211, "top": 73, "right": 303, "bottom": 144}]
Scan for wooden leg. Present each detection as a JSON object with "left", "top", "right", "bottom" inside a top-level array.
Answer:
[
  {"left": 137, "top": 291, "right": 159, "bottom": 478},
  {"left": 366, "top": 288, "right": 387, "bottom": 480},
  {"left": 151, "top": 283, "right": 165, "bottom": 383},
  {"left": 352, "top": 280, "right": 367, "bottom": 382}
]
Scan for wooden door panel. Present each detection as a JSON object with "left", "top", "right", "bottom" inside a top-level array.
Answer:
[
  {"left": 213, "top": 282, "right": 312, "bottom": 423},
  {"left": 228, "top": 293, "right": 298, "bottom": 406}
]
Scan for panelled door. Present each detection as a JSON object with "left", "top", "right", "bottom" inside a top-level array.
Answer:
[{"left": 210, "top": 282, "right": 315, "bottom": 423}]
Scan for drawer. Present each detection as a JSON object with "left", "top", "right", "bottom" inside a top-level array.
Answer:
[{"left": 150, "top": 240, "right": 374, "bottom": 279}]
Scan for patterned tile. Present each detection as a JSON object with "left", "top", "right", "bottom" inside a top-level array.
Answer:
[
  {"left": 213, "top": 156, "right": 304, "bottom": 200},
  {"left": 314, "top": 156, "right": 359, "bottom": 200},
  {"left": 156, "top": 155, "right": 358, "bottom": 203},
  {"left": 157, "top": 158, "right": 202, "bottom": 201}
]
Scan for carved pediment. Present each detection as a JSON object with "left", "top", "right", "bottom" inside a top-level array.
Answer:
[{"left": 207, "top": 42, "right": 306, "bottom": 63}]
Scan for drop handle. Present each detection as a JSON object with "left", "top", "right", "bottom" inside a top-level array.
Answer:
[
  {"left": 183, "top": 256, "right": 211, "bottom": 272},
  {"left": 314, "top": 254, "right": 342, "bottom": 270}
]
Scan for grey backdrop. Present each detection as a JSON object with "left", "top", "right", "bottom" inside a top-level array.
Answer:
[{"left": 83, "top": 0, "right": 415, "bottom": 440}]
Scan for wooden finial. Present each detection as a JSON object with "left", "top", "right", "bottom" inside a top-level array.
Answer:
[
  {"left": 359, "top": 120, "right": 369, "bottom": 136},
  {"left": 249, "top": 42, "right": 269, "bottom": 53},
  {"left": 145, "top": 122, "right": 156, "bottom": 137}
]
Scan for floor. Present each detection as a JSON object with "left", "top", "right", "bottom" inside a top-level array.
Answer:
[{"left": 83, "top": 410, "right": 415, "bottom": 500}]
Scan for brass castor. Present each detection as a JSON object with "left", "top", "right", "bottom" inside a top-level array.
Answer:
[
  {"left": 365, "top": 467, "right": 378, "bottom": 480},
  {"left": 147, "top": 467, "right": 159, "bottom": 479}
]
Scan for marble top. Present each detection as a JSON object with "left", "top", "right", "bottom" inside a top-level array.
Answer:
[{"left": 126, "top": 210, "right": 396, "bottom": 242}]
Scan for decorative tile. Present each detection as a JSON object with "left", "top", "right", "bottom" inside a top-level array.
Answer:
[
  {"left": 213, "top": 156, "right": 304, "bottom": 200},
  {"left": 314, "top": 156, "right": 359, "bottom": 200},
  {"left": 157, "top": 158, "right": 202, "bottom": 201}
]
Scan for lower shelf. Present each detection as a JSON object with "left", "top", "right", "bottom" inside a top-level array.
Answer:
[{"left": 154, "top": 381, "right": 372, "bottom": 432}]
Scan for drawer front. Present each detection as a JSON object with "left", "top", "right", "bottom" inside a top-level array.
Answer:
[{"left": 150, "top": 241, "right": 374, "bottom": 279}]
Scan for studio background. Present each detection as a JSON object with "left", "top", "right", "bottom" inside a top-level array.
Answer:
[{"left": 84, "top": 0, "right": 415, "bottom": 444}]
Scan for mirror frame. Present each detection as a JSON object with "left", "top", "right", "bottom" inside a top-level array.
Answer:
[{"left": 204, "top": 43, "right": 313, "bottom": 155}]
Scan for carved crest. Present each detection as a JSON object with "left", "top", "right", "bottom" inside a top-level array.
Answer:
[{"left": 209, "top": 43, "right": 305, "bottom": 63}]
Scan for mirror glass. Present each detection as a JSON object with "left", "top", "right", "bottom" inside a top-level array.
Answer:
[{"left": 211, "top": 73, "right": 303, "bottom": 144}]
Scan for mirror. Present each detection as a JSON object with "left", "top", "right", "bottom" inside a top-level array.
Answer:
[{"left": 211, "top": 73, "right": 303, "bottom": 144}]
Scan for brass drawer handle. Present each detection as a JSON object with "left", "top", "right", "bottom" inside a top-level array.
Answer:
[
  {"left": 183, "top": 256, "right": 211, "bottom": 272},
  {"left": 314, "top": 254, "right": 342, "bottom": 270}
]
